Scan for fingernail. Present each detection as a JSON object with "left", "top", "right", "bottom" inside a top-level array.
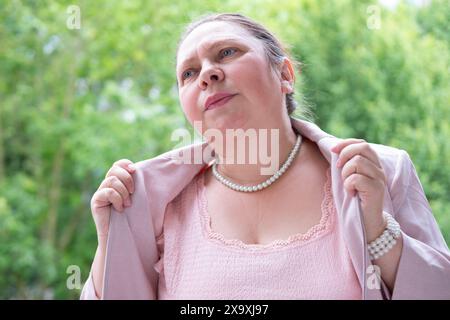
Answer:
[{"left": 128, "top": 164, "right": 136, "bottom": 171}]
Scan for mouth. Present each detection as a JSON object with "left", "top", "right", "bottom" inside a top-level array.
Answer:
[{"left": 206, "top": 94, "right": 237, "bottom": 111}]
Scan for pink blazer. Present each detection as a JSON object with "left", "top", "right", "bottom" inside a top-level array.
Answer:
[{"left": 81, "top": 117, "right": 450, "bottom": 300}]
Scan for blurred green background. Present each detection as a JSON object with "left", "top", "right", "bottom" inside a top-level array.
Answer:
[{"left": 0, "top": 0, "right": 448, "bottom": 299}]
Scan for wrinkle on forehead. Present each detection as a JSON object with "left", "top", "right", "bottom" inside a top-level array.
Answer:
[
  {"left": 183, "top": 38, "right": 242, "bottom": 60},
  {"left": 176, "top": 21, "right": 259, "bottom": 69}
]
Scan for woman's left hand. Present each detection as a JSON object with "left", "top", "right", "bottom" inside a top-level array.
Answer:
[{"left": 331, "top": 138, "right": 387, "bottom": 242}]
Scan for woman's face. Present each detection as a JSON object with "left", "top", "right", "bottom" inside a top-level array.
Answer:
[{"left": 176, "top": 21, "right": 291, "bottom": 135}]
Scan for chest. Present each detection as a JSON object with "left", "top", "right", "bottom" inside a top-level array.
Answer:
[{"left": 203, "top": 158, "right": 330, "bottom": 246}]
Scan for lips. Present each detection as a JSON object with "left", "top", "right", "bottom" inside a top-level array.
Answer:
[
  {"left": 206, "top": 95, "right": 236, "bottom": 111},
  {"left": 205, "top": 93, "right": 237, "bottom": 111}
]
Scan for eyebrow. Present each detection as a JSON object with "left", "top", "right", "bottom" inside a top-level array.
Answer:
[{"left": 178, "top": 38, "right": 243, "bottom": 72}]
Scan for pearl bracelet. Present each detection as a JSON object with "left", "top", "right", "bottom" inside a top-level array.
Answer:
[{"left": 367, "top": 212, "right": 401, "bottom": 260}]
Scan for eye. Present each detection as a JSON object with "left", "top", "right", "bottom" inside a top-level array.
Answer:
[
  {"left": 181, "top": 69, "right": 196, "bottom": 80},
  {"left": 220, "top": 48, "right": 237, "bottom": 59},
  {"left": 180, "top": 48, "right": 238, "bottom": 81}
]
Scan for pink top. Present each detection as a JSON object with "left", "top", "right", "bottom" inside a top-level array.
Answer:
[{"left": 154, "top": 166, "right": 362, "bottom": 299}]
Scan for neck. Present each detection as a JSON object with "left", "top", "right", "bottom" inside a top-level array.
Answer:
[{"left": 212, "top": 125, "right": 299, "bottom": 185}]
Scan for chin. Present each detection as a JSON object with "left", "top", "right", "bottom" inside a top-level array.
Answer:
[{"left": 209, "top": 111, "right": 250, "bottom": 133}]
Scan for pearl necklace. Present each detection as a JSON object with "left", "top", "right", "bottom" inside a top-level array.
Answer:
[{"left": 212, "top": 133, "right": 303, "bottom": 192}]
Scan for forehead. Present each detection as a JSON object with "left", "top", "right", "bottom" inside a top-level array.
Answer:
[{"left": 177, "top": 21, "right": 260, "bottom": 69}]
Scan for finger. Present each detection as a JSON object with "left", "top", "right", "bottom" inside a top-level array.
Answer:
[
  {"left": 341, "top": 155, "right": 387, "bottom": 184},
  {"left": 331, "top": 139, "right": 365, "bottom": 153},
  {"left": 343, "top": 173, "right": 384, "bottom": 197},
  {"left": 93, "top": 187, "right": 124, "bottom": 212},
  {"left": 105, "top": 165, "right": 135, "bottom": 194},
  {"left": 336, "top": 142, "right": 381, "bottom": 169},
  {"left": 100, "top": 176, "right": 131, "bottom": 207},
  {"left": 106, "top": 159, "right": 136, "bottom": 177}
]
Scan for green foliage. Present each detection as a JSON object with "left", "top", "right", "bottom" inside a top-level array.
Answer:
[{"left": 0, "top": 0, "right": 448, "bottom": 298}]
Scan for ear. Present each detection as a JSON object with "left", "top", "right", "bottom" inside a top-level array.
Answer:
[{"left": 279, "top": 57, "right": 295, "bottom": 94}]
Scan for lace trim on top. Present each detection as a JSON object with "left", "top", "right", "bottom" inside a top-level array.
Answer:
[{"left": 197, "top": 166, "right": 335, "bottom": 251}]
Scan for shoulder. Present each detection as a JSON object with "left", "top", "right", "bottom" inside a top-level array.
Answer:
[
  {"left": 321, "top": 127, "right": 410, "bottom": 186},
  {"left": 129, "top": 142, "right": 208, "bottom": 195},
  {"left": 365, "top": 142, "right": 415, "bottom": 204},
  {"left": 325, "top": 132, "right": 413, "bottom": 194},
  {"left": 133, "top": 142, "right": 207, "bottom": 172},
  {"left": 368, "top": 142, "right": 405, "bottom": 169},
  {"left": 367, "top": 142, "right": 410, "bottom": 178}
]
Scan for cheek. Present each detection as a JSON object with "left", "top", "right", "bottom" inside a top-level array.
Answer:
[
  {"left": 179, "top": 89, "right": 202, "bottom": 123},
  {"left": 234, "top": 56, "right": 275, "bottom": 99}
]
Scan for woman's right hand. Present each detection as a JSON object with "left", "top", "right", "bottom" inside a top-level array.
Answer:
[{"left": 90, "top": 159, "right": 136, "bottom": 240}]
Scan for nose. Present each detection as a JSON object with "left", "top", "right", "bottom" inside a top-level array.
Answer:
[{"left": 198, "top": 64, "right": 224, "bottom": 89}]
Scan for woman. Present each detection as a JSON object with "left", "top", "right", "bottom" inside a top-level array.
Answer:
[{"left": 81, "top": 13, "right": 450, "bottom": 300}]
